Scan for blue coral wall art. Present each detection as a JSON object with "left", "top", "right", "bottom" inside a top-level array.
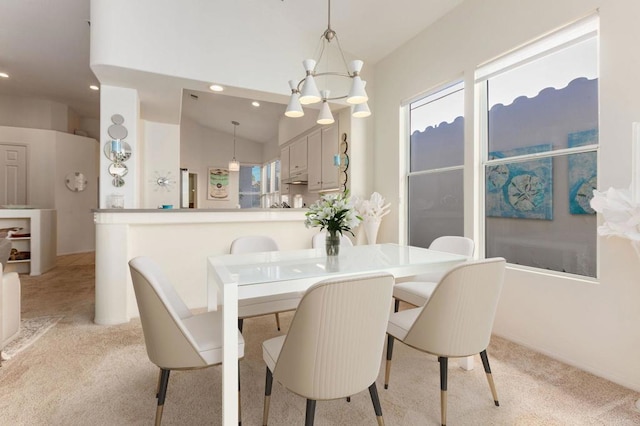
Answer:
[
  {"left": 486, "top": 144, "right": 553, "bottom": 220},
  {"left": 568, "top": 129, "right": 597, "bottom": 214}
]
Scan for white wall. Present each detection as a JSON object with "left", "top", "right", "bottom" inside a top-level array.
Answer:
[
  {"left": 0, "top": 95, "right": 69, "bottom": 133},
  {"left": 262, "top": 137, "right": 280, "bottom": 164},
  {"left": 180, "top": 117, "right": 264, "bottom": 209},
  {"left": 80, "top": 117, "right": 100, "bottom": 141},
  {"left": 141, "top": 121, "right": 180, "bottom": 209},
  {"left": 373, "top": 0, "right": 640, "bottom": 391},
  {"left": 0, "top": 94, "right": 96, "bottom": 138},
  {"left": 54, "top": 133, "right": 99, "bottom": 254}
]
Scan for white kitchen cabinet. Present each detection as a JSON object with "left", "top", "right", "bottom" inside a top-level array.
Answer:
[
  {"left": 280, "top": 146, "right": 291, "bottom": 194},
  {"left": 320, "top": 124, "right": 340, "bottom": 191},
  {"left": 289, "top": 137, "right": 308, "bottom": 177},
  {"left": 308, "top": 123, "right": 340, "bottom": 193},
  {"left": 280, "top": 146, "right": 290, "bottom": 181},
  {"left": 307, "top": 130, "right": 323, "bottom": 192}
]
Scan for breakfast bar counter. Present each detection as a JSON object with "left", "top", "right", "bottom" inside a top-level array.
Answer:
[{"left": 93, "top": 208, "right": 316, "bottom": 325}]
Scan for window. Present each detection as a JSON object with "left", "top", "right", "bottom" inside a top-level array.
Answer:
[
  {"left": 478, "top": 15, "right": 599, "bottom": 277},
  {"left": 238, "top": 164, "right": 261, "bottom": 208},
  {"left": 261, "top": 160, "right": 281, "bottom": 207},
  {"left": 407, "top": 81, "right": 465, "bottom": 248}
]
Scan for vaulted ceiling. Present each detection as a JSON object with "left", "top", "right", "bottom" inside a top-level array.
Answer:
[{"left": 0, "top": 0, "right": 463, "bottom": 142}]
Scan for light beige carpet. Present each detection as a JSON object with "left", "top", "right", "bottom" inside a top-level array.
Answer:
[
  {"left": 1, "top": 252, "right": 639, "bottom": 425},
  {"left": 1, "top": 315, "right": 64, "bottom": 360}
]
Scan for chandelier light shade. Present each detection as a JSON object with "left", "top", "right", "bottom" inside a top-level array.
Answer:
[
  {"left": 351, "top": 80, "right": 370, "bottom": 117},
  {"left": 346, "top": 60, "right": 368, "bottom": 104},
  {"left": 285, "top": 0, "right": 371, "bottom": 124},
  {"left": 352, "top": 101, "right": 371, "bottom": 118},
  {"left": 285, "top": 80, "right": 304, "bottom": 117},
  {"left": 317, "top": 91, "right": 335, "bottom": 125},
  {"left": 299, "top": 60, "right": 322, "bottom": 105},
  {"left": 228, "top": 120, "right": 240, "bottom": 172}
]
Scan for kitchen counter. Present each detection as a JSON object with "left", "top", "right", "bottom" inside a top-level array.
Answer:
[{"left": 93, "top": 208, "right": 308, "bottom": 213}]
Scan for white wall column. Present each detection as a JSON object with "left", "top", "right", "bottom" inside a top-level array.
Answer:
[{"left": 99, "top": 85, "right": 140, "bottom": 209}]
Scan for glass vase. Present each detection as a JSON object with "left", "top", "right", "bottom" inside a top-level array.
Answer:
[{"left": 326, "top": 230, "right": 341, "bottom": 256}]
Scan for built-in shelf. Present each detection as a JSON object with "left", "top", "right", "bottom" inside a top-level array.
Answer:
[
  {"left": 7, "top": 259, "right": 30, "bottom": 264},
  {"left": 0, "top": 209, "right": 56, "bottom": 275}
]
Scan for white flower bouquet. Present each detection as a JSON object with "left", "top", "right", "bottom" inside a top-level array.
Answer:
[{"left": 304, "top": 190, "right": 361, "bottom": 236}]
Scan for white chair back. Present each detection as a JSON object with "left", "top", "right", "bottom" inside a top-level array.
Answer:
[
  {"left": 410, "top": 236, "right": 475, "bottom": 282},
  {"left": 404, "top": 258, "right": 505, "bottom": 357},
  {"left": 129, "top": 256, "right": 206, "bottom": 369},
  {"left": 273, "top": 273, "right": 394, "bottom": 400},
  {"left": 311, "top": 231, "right": 353, "bottom": 249},
  {"left": 429, "top": 236, "right": 475, "bottom": 256},
  {"left": 230, "top": 236, "right": 278, "bottom": 254}
]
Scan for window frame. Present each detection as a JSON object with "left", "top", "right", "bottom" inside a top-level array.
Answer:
[
  {"left": 475, "top": 14, "right": 599, "bottom": 278},
  {"left": 261, "top": 159, "right": 281, "bottom": 208},
  {"left": 238, "top": 163, "right": 262, "bottom": 209},
  {"left": 405, "top": 80, "right": 466, "bottom": 248}
]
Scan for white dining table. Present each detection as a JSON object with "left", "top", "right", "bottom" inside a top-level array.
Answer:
[{"left": 207, "top": 243, "right": 469, "bottom": 426}]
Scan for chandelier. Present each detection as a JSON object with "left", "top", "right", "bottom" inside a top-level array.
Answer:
[
  {"left": 285, "top": 0, "right": 371, "bottom": 124},
  {"left": 228, "top": 120, "right": 240, "bottom": 172}
]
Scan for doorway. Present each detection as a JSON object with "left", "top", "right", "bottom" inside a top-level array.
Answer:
[
  {"left": 188, "top": 173, "right": 197, "bottom": 208},
  {"left": 0, "top": 144, "right": 27, "bottom": 205}
]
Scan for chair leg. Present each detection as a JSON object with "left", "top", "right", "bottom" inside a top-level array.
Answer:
[
  {"left": 238, "top": 318, "right": 244, "bottom": 333},
  {"left": 275, "top": 313, "right": 281, "bottom": 331},
  {"left": 394, "top": 298, "right": 400, "bottom": 312},
  {"left": 305, "top": 399, "right": 316, "bottom": 426},
  {"left": 238, "top": 361, "right": 242, "bottom": 426},
  {"left": 368, "top": 382, "right": 385, "bottom": 426},
  {"left": 155, "top": 369, "right": 162, "bottom": 398},
  {"left": 438, "top": 357, "right": 448, "bottom": 426},
  {"left": 155, "top": 368, "right": 170, "bottom": 426},
  {"left": 480, "top": 350, "right": 500, "bottom": 406},
  {"left": 263, "top": 367, "right": 273, "bottom": 426},
  {"left": 384, "top": 334, "right": 395, "bottom": 389}
]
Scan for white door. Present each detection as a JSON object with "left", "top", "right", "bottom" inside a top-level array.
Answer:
[{"left": 0, "top": 144, "right": 27, "bottom": 205}]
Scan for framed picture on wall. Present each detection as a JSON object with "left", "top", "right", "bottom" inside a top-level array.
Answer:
[
  {"left": 485, "top": 144, "right": 553, "bottom": 220},
  {"left": 208, "top": 167, "right": 229, "bottom": 200}
]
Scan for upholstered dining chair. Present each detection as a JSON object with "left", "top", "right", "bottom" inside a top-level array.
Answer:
[
  {"left": 311, "top": 231, "right": 354, "bottom": 249},
  {"left": 385, "top": 257, "right": 506, "bottom": 426},
  {"left": 393, "top": 236, "right": 474, "bottom": 312},
  {"left": 128, "top": 256, "right": 245, "bottom": 426},
  {"left": 262, "top": 272, "right": 395, "bottom": 426},
  {"left": 230, "top": 236, "right": 303, "bottom": 332}
]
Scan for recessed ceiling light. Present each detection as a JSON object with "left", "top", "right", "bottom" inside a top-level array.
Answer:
[
  {"left": 252, "top": 101, "right": 260, "bottom": 107},
  {"left": 89, "top": 85, "right": 99, "bottom": 91},
  {"left": 209, "top": 84, "right": 224, "bottom": 92},
  {"left": 0, "top": 72, "right": 9, "bottom": 79}
]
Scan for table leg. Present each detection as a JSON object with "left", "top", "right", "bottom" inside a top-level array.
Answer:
[
  {"left": 458, "top": 355, "right": 475, "bottom": 371},
  {"left": 222, "top": 280, "right": 239, "bottom": 425}
]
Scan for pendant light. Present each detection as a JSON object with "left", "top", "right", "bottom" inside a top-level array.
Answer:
[{"left": 228, "top": 121, "right": 240, "bottom": 172}]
